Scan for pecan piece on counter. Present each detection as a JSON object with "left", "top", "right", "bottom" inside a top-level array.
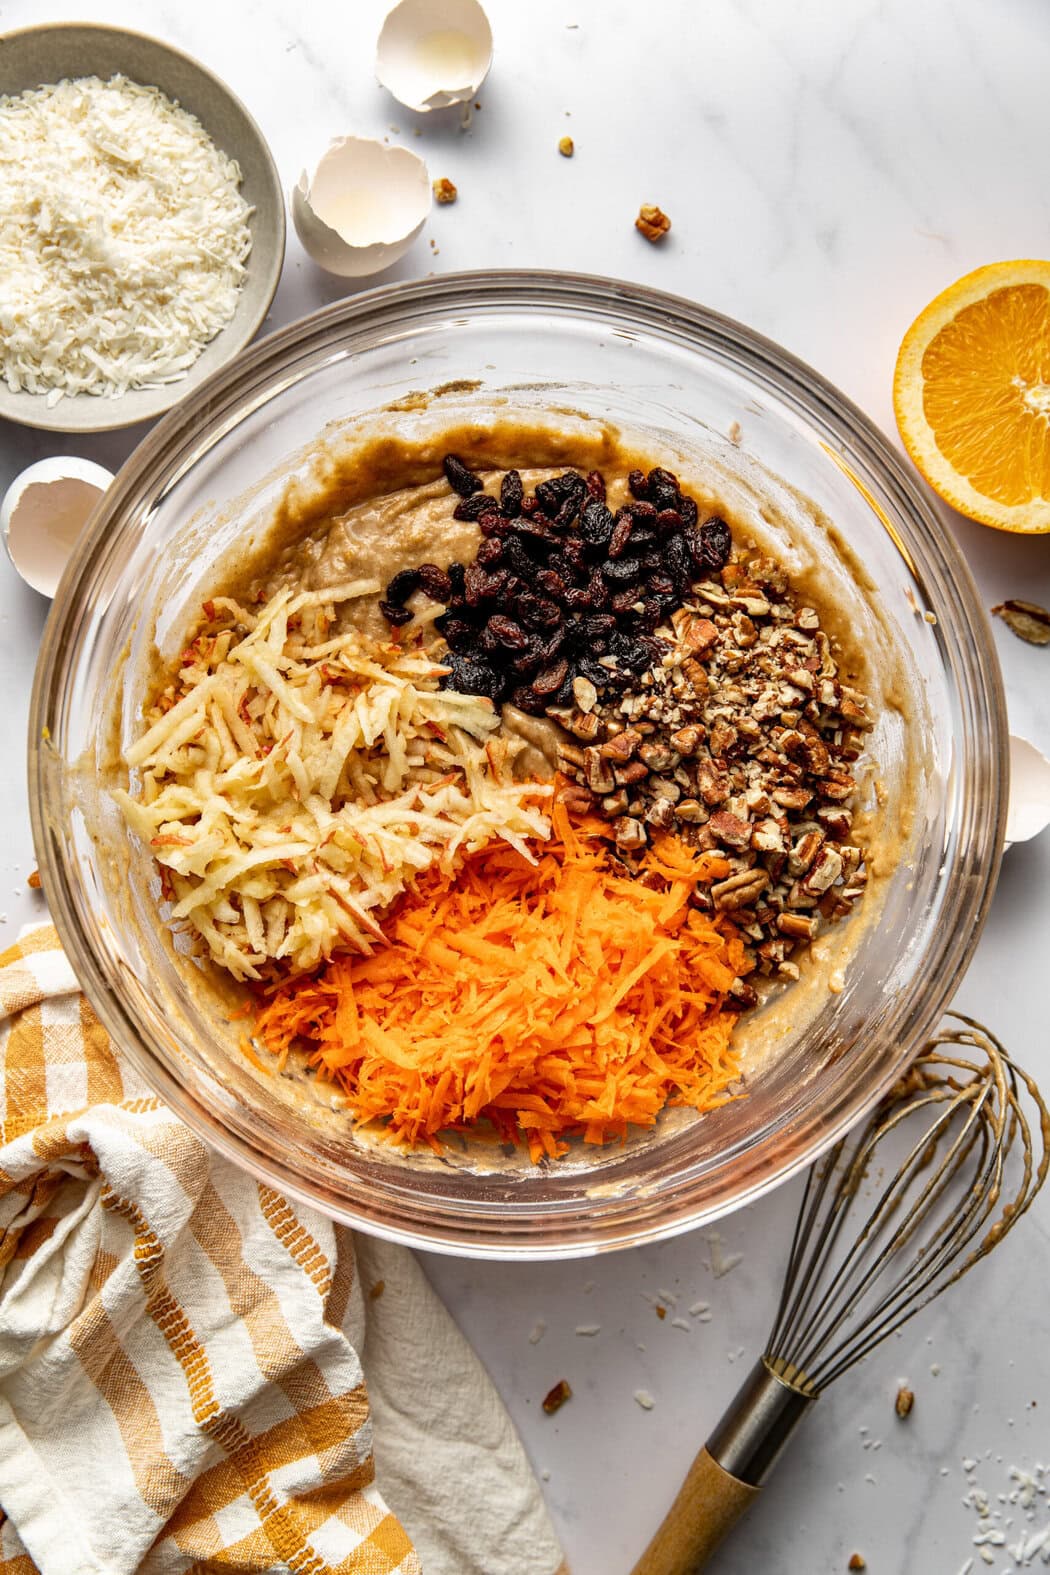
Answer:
[{"left": 635, "top": 203, "right": 672, "bottom": 242}]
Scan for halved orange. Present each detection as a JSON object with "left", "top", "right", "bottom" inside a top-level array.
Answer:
[{"left": 893, "top": 260, "right": 1050, "bottom": 533}]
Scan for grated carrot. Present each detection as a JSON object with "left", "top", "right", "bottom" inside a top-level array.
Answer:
[{"left": 249, "top": 806, "right": 752, "bottom": 1161}]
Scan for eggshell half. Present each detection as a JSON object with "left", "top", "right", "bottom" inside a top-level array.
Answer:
[
  {"left": 1, "top": 457, "right": 114, "bottom": 598},
  {"left": 376, "top": 0, "right": 493, "bottom": 113},
  {"left": 292, "top": 137, "right": 431, "bottom": 278},
  {"left": 1004, "top": 734, "right": 1050, "bottom": 849}
]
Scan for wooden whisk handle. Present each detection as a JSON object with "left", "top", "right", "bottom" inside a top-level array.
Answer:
[
  {"left": 630, "top": 1448, "right": 758, "bottom": 1574},
  {"left": 631, "top": 1359, "right": 816, "bottom": 1575}
]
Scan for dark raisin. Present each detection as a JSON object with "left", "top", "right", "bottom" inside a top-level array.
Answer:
[
  {"left": 509, "top": 684, "right": 548, "bottom": 715},
  {"left": 534, "top": 478, "right": 562, "bottom": 514},
  {"left": 443, "top": 454, "right": 483, "bottom": 497},
  {"left": 416, "top": 563, "right": 453, "bottom": 601},
  {"left": 627, "top": 500, "right": 658, "bottom": 521},
  {"left": 582, "top": 613, "right": 617, "bottom": 639},
  {"left": 539, "top": 628, "right": 567, "bottom": 663},
  {"left": 552, "top": 673, "right": 576, "bottom": 707},
  {"left": 478, "top": 509, "right": 509, "bottom": 537},
  {"left": 475, "top": 538, "right": 504, "bottom": 567},
  {"left": 627, "top": 468, "right": 649, "bottom": 498},
  {"left": 379, "top": 600, "right": 414, "bottom": 626},
  {"left": 538, "top": 658, "right": 569, "bottom": 696},
  {"left": 647, "top": 468, "right": 680, "bottom": 511},
  {"left": 611, "top": 589, "right": 641, "bottom": 615},
  {"left": 608, "top": 515, "right": 634, "bottom": 558},
  {"left": 564, "top": 586, "right": 593, "bottom": 611},
  {"left": 517, "top": 594, "right": 563, "bottom": 629},
  {"left": 385, "top": 568, "right": 421, "bottom": 604},
  {"left": 585, "top": 470, "right": 607, "bottom": 502},
  {"left": 648, "top": 572, "right": 675, "bottom": 597},
  {"left": 667, "top": 533, "right": 695, "bottom": 587},
  {"left": 578, "top": 657, "right": 613, "bottom": 687},
  {"left": 500, "top": 469, "right": 524, "bottom": 517},
  {"left": 553, "top": 474, "right": 587, "bottom": 527},
  {"left": 464, "top": 563, "right": 489, "bottom": 606},
  {"left": 485, "top": 615, "right": 527, "bottom": 649},
  {"left": 511, "top": 639, "right": 544, "bottom": 675},
  {"left": 579, "top": 500, "right": 615, "bottom": 548},
  {"left": 639, "top": 548, "right": 665, "bottom": 571},
  {"left": 633, "top": 598, "right": 664, "bottom": 632},
  {"left": 439, "top": 617, "right": 475, "bottom": 652},
  {"left": 655, "top": 508, "right": 682, "bottom": 535},
  {"left": 520, "top": 494, "right": 540, "bottom": 515},
  {"left": 679, "top": 496, "right": 699, "bottom": 528},
  {"left": 444, "top": 653, "right": 503, "bottom": 700},
  {"left": 586, "top": 568, "right": 610, "bottom": 608},
  {"left": 502, "top": 538, "right": 535, "bottom": 579},
  {"left": 700, "top": 516, "right": 732, "bottom": 570},
  {"left": 629, "top": 528, "right": 657, "bottom": 551},
  {"left": 602, "top": 557, "right": 642, "bottom": 582},
  {"left": 453, "top": 492, "right": 495, "bottom": 521},
  {"left": 447, "top": 563, "right": 467, "bottom": 598},
  {"left": 560, "top": 536, "right": 588, "bottom": 572},
  {"left": 536, "top": 568, "right": 568, "bottom": 599},
  {"left": 611, "top": 633, "right": 654, "bottom": 672},
  {"left": 515, "top": 516, "right": 556, "bottom": 546}
]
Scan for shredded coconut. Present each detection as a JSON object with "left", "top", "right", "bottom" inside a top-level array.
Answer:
[{"left": 0, "top": 75, "right": 251, "bottom": 404}]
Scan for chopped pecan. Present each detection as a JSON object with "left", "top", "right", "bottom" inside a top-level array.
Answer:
[
  {"left": 614, "top": 816, "right": 648, "bottom": 850},
  {"left": 669, "top": 724, "right": 703, "bottom": 756},
  {"left": 711, "top": 868, "right": 771, "bottom": 911},
  {"left": 636, "top": 203, "right": 671, "bottom": 242},
  {"left": 615, "top": 759, "right": 650, "bottom": 787},
  {"left": 583, "top": 747, "right": 616, "bottom": 794},
  {"left": 645, "top": 799, "right": 677, "bottom": 830},
  {"left": 801, "top": 846, "right": 843, "bottom": 895},
  {"left": 707, "top": 810, "right": 751, "bottom": 849},
  {"left": 600, "top": 728, "right": 642, "bottom": 762}
]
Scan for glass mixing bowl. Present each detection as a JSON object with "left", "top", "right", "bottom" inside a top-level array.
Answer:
[{"left": 29, "top": 272, "right": 1006, "bottom": 1258}]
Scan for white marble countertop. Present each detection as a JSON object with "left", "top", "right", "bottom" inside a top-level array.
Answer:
[{"left": 2, "top": 1, "right": 1049, "bottom": 1570}]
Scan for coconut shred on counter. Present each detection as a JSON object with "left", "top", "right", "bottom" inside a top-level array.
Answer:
[
  {"left": 115, "top": 427, "right": 884, "bottom": 1159},
  {"left": 0, "top": 75, "right": 251, "bottom": 404}
]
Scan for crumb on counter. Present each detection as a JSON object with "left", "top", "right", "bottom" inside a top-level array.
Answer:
[
  {"left": 848, "top": 1556, "right": 866, "bottom": 1571},
  {"left": 433, "top": 177, "right": 458, "bottom": 204},
  {"left": 368, "top": 1279, "right": 385, "bottom": 1301},
  {"left": 542, "top": 1379, "right": 572, "bottom": 1415},
  {"left": 27, "top": 870, "right": 42, "bottom": 889},
  {"left": 636, "top": 204, "right": 671, "bottom": 242},
  {"left": 895, "top": 1384, "right": 915, "bottom": 1418},
  {"left": 656, "top": 1304, "right": 666, "bottom": 1320},
  {"left": 558, "top": 136, "right": 574, "bottom": 157},
  {"left": 634, "top": 1389, "right": 655, "bottom": 1410}
]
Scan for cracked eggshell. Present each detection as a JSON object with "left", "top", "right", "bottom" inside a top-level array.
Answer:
[
  {"left": 292, "top": 137, "right": 430, "bottom": 279},
  {"left": 1004, "top": 734, "right": 1050, "bottom": 849},
  {"left": 1, "top": 456, "right": 113, "bottom": 598},
  {"left": 376, "top": 0, "right": 493, "bottom": 113}
]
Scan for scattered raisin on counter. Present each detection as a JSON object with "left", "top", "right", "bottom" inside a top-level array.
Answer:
[
  {"left": 433, "top": 177, "right": 458, "bottom": 204},
  {"left": 542, "top": 1379, "right": 572, "bottom": 1415}
]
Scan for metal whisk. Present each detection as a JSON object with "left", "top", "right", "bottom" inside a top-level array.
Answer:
[{"left": 632, "top": 1014, "right": 1049, "bottom": 1575}]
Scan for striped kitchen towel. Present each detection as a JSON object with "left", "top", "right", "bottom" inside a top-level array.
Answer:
[{"left": 0, "top": 926, "right": 566, "bottom": 1575}]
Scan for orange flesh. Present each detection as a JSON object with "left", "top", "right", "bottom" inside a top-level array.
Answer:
[{"left": 922, "top": 282, "right": 1050, "bottom": 507}]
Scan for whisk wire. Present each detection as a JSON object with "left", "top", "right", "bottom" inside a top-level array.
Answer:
[{"left": 763, "top": 1016, "right": 1048, "bottom": 1393}]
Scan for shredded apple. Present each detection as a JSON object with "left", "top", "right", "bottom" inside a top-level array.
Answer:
[{"left": 250, "top": 805, "right": 750, "bottom": 1160}]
